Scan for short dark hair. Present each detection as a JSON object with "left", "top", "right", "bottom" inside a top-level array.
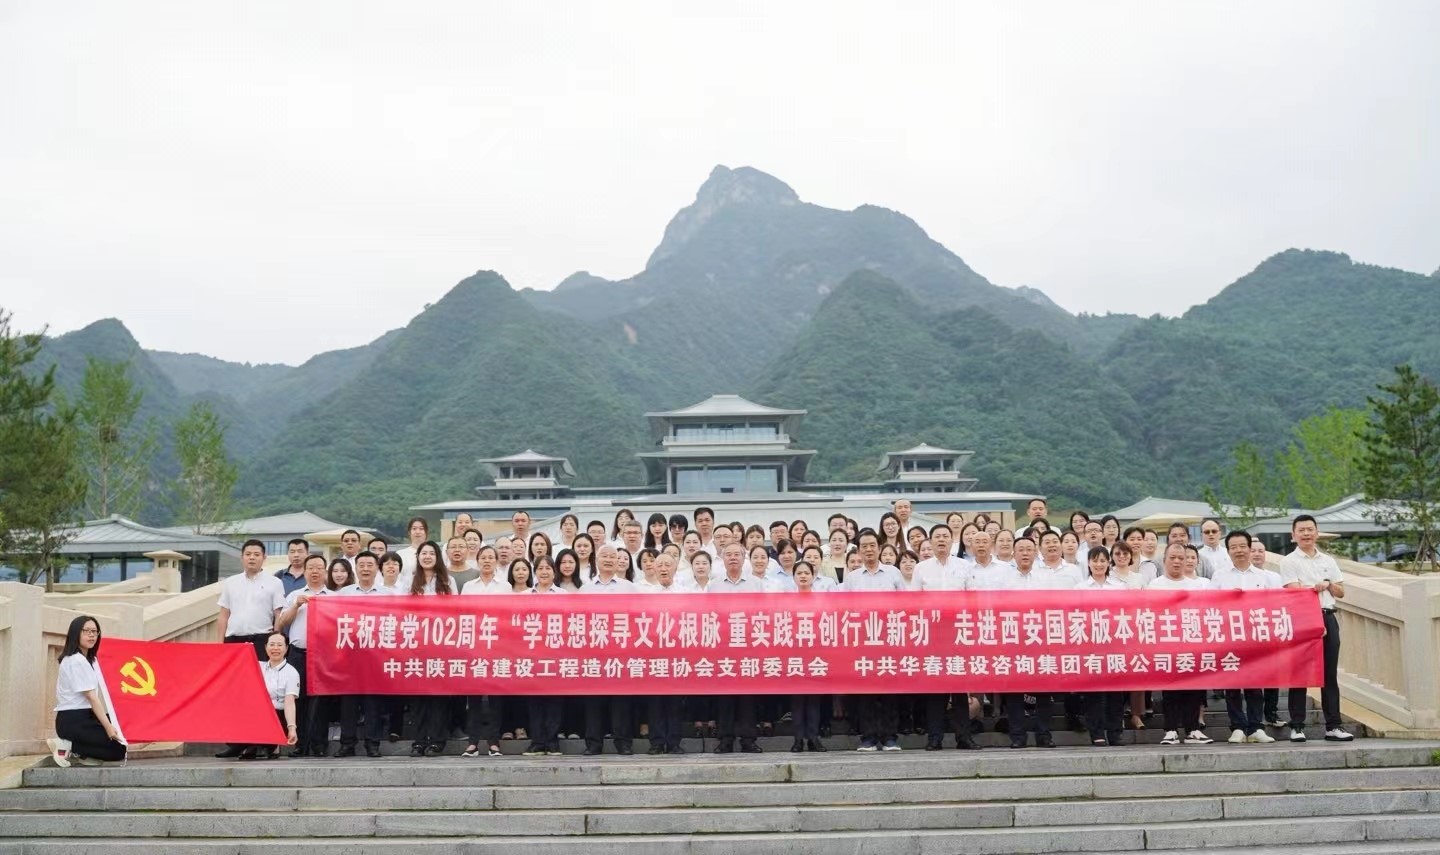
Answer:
[
  {"left": 668, "top": 513, "right": 689, "bottom": 529},
  {"left": 1292, "top": 514, "right": 1318, "bottom": 530},
  {"left": 1027, "top": 497, "right": 1047, "bottom": 509},
  {"left": 1014, "top": 535, "right": 1036, "bottom": 548},
  {"left": 1168, "top": 521, "right": 1190, "bottom": 534},
  {"left": 856, "top": 527, "right": 880, "bottom": 546},
  {"left": 367, "top": 536, "right": 387, "bottom": 549},
  {"left": 1225, "top": 530, "right": 1250, "bottom": 549},
  {"left": 341, "top": 529, "right": 361, "bottom": 540},
  {"left": 769, "top": 520, "right": 789, "bottom": 532},
  {"left": 287, "top": 538, "right": 309, "bottom": 550},
  {"left": 929, "top": 523, "right": 952, "bottom": 538},
  {"left": 828, "top": 512, "right": 847, "bottom": 526},
  {"left": 407, "top": 516, "right": 429, "bottom": 533},
  {"left": 59, "top": 615, "right": 102, "bottom": 663},
  {"left": 1039, "top": 530, "right": 1061, "bottom": 544},
  {"left": 354, "top": 552, "right": 378, "bottom": 567},
  {"left": 1122, "top": 526, "right": 1146, "bottom": 542},
  {"left": 241, "top": 539, "right": 266, "bottom": 554},
  {"left": 693, "top": 506, "right": 715, "bottom": 521}
]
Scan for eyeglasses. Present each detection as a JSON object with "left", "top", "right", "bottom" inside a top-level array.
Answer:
[
  {"left": 1201, "top": 528, "right": 1221, "bottom": 534},
  {"left": 80, "top": 628, "right": 100, "bottom": 635}
]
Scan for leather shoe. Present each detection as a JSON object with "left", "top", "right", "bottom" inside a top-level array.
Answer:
[
  {"left": 790, "top": 739, "right": 805, "bottom": 752},
  {"left": 365, "top": 745, "right": 381, "bottom": 758},
  {"left": 616, "top": 746, "right": 633, "bottom": 756},
  {"left": 335, "top": 746, "right": 356, "bottom": 758},
  {"left": 214, "top": 746, "right": 243, "bottom": 759},
  {"left": 582, "top": 746, "right": 602, "bottom": 756},
  {"left": 668, "top": 745, "right": 686, "bottom": 755},
  {"left": 806, "top": 739, "right": 827, "bottom": 753},
  {"left": 741, "top": 742, "right": 762, "bottom": 753}
]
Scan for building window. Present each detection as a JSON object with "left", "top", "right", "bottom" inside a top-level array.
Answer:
[
  {"left": 673, "top": 464, "right": 781, "bottom": 494},
  {"left": 672, "top": 421, "right": 781, "bottom": 442}
]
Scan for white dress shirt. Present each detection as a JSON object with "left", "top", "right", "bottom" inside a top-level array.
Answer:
[
  {"left": 1148, "top": 575, "right": 1212, "bottom": 590},
  {"left": 580, "top": 576, "right": 639, "bottom": 594},
  {"left": 461, "top": 576, "right": 511, "bottom": 595},
  {"left": 282, "top": 585, "right": 330, "bottom": 649},
  {"left": 1212, "top": 564, "right": 1279, "bottom": 591},
  {"left": 1278, "top": 547, "right": 1344, "bottom": 610},
  {"left": 841, "top": 563, "right": 905, "bottom": 592},
  {"left": 914, "top": 556, "right": 967, "bottom": 591},
  {"left": 217, "top": 571, "right": 286, "bottom": 636}
]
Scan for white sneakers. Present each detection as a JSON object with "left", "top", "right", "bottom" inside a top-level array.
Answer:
[
  {"left": 1186, "top": 730, "right": 1214, "bottom": 744},
  {"left": 1160, "top": 731, "right": 1180, "bottom": 745},
  {"left": 1325, "top": 728, "right": 1355, "bottom": 742},
  {"left": 1247, "top": 730, "right": 1276, "bottom": 743},
  {"left": 1228, "top": 729, "right": 1247, "bottom": 743},
  {"left": 1289, "top": 728, "right": 1307, "bottom": 742},
  {"left": 46, "top": 737, "right": 72, "bottom": 768}
]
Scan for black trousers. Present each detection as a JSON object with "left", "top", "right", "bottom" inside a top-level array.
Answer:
[
  {"left": 224, "top": 634, "right": 270, "bottom": 751},
  {"left": 528, "top": 696, "right": 562, "bottom": 751},
  {"left": 791, "top": 695, "right": 823, "bottom": 741},
  {"left": 1264, "top": 688, "right": 1281, "bottom": 722},
  {"left": 1084, "top": 692, "right": 1125, "bottom": 742},
  {"left": 856, "top": 694, "right": 897, "bottom": 744},
  {"left": 1163, "top": 689, "right": 1204, "bottom": 733},
  {"left": 1004, "top": 692, "right": 1051, "bottom": 741},
  {"left": 1226, "top": 689, "right": 1266, "bottom": 734},
  {"left": 411, "top": 696, "right": 450, "bottom": 749},
  {"left": 923, "top": 693, "right": 961, "bottom": 742},
  {"left": 584, "top": 695, "right": 633, "bottom": 751},
  {"left": 716, "top": 695, "right": 756, "bottom": 746},
  {"left": 340, "top": 695, "right": 384, "bottom": 748},
  {"left": 466, "top": 695, "right": 501, "bottom": 747},
  {"left": 55, "top": 709, "right": 127, "bottom": 762},
  {"left": 648, "top": 695, "right": 684, "bottom": 749},
  {"left": 286, "top": 647, "right": 323, "bottom": 752},
  {"left": 1289, "top": 609, "right": 1342, "bottom": 730}
]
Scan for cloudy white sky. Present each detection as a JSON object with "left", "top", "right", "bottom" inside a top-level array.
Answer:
[{"left": 2, "top": 1, "right": 1436, "bottom": 364}]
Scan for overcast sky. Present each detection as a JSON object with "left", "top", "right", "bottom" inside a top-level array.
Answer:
[{"left": 3, "top": 1, "right": 1436, "bottom": 365}]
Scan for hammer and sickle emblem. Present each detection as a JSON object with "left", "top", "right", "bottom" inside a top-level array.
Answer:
[{"left": 119, "top": 656, "right": 157, "bottom": 696}]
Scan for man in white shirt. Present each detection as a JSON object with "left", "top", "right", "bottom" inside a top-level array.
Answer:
[
  {"left": 460, "top": 550, "right": 510, "bottom": 595},
  {"left": 1197, "top": 518, "right": 1233, "bottom": 577},
  {"left": 712, "top": 543, "right": 762, "bottom": 752},
  {"left": 646, "top": 557, "right": 685, "bottom": 754},
  {"left": 916, "top": 524, "right": 966, "bottom": 591},
  {"left": 1016, "top": 498, "right": 1048, "bottom": 537},
  {"left": 991, "top": 536, "right": 1056, "bottom": 748},
  {"left": 914, "top": 524, "right": 978, "bottom": 751},
  {"left": 1077, "top": 520, "right": 1103, "bottom": 567},
  {"left": 1212, "top": 530, "right": 1278, "bottom": 745},
  {"left": 893, "top": 499, "right": 914, "bottom": 538},
  {"left": 338, "top": 529, "right": 364, "bottom": 568},
  {"left": 841, "top": 530, "right": 904, "bottom": 752},
  {"left": 510, "top": 510, "right": 532, "bottom": 547},
  {"left": 1279, "top": 514, "right": 1351, "bottom": 742},
  {"left": 577, "top": 545, "right": 636, "bottom": 755},
  {"left": 694, "top": 506, "right": 718, "bottom": 557},
  {"left": 963, "top": 531, "right": 1009, "bottom": 591},
  {"left": 276, "top": 553, "right": 329, "bottom": 757},
  {"left": 330, "top": 552, "right": 389, "bottom": 757},
  {"left": 214, "top": 540, "right": 286, "bottom": 759},
  {"left": 1031, "top": 531, "right": 1082, "bottom": 588},
  {"left": 1151, "top": 543, "right": 1214, "bottom": 746}
]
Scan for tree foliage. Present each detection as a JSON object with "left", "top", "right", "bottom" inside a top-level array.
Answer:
[
  {"left": 0, "top": 310, "right": 86, "bottom": 588},
  {"left": 75, "top": 357, "right": 157, "bottom": 520},
  {"left": 1361, "top": 365, "right": 1440, "bottom": 571},
  {"left": 1202, "top": 441, "right": 1289, "bottom": 528},
  {"left": 171, "top": 401, "right": 238, "bottom": 533},
  {"left": 1280, "top": 406, "right": 1366, "bottom": 509}
]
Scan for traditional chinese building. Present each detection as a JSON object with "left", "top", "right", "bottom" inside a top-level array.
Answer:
[{"left": 413, "top": 394, "right": 1031, "bottom": 538}]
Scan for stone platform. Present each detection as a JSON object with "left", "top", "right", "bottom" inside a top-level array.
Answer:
[{"left": 3, "top": 739, "right": 1440, "bottom": 853}]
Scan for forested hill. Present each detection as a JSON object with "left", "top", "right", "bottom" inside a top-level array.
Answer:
[{"left": 30, "top": 167, "right": 1438, "bottom": 528}]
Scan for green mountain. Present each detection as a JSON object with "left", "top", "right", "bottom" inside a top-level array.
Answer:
[
  {"left": 27, "top": 169, "right": 1440, "bottom": 524},
  {"left": 748, "top": 271, "right": 1148, "bottom": 508}
]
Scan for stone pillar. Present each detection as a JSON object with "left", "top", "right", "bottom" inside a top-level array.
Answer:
[
  {"left": 0, "top": 582, "right": 46, "bottom": 759},
  {"left": 142, "top": 550, "right": 189, "bottom": 594}
]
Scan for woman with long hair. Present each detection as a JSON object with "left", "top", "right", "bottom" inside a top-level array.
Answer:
[
  {"left": 555, "top": 548, "right": 584, "bottom": 591},
  {"left": 878, "top": 512, "right": 904, "bottom": 550},
  {"left": 1100, "top": 515, "right": 1121, "bottom": 549},
  {"left": 556, "top": 514, "right": 580, "bottom": 553},
  {"left": 1078, "top": 547, "right": 1126, "bottom": 746},
  {"left": 823, "top": 529, "right": 850, "bottom": 582},
  {"left": 408, "top": 542, "right": 455, "bottom": 757},
  {"left": 788, "top": 563, "right": 828, "bottom": 753},
  {"left": 644, "top": 513, "right": 670, "bottom": 550},
  {"left": 528, "top": 533, "right": 554, "bottom": 566},
  {"left": 610, "top": 508, "right": 636, "bottom": 544},
  {"left": 49, "top": 615, "right": 127, "bottom": 767},
  {"left": 522, "top": 558, "right": 565, "bottom": 756},
  {"left": 326, "top": 557, "right": 354, "bottom": 592},
  {"left": 572, "top": 533, "right": 598, "bottom": 581}
]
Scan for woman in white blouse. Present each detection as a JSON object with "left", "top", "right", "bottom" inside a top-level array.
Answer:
[
  {"left": 1077, "top": 548, "right": 1126, "bottom": 747},
  {"left": 49, "top": 615, "right": 126, "bottom": 767},
  {"left": 245, "top": 632, "right": 300, "bottom": 760}
]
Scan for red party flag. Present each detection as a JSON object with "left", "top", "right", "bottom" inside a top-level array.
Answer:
[{"left": 97, "top": 638, "right": 287, "bottom": 744}]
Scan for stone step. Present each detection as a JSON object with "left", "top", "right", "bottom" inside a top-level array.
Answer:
[
  {"left": 6, "top": 813, "right": 1440, "bottom": 854},
  {"left": 175, "top": 713, "right": 1342, "bottom": 758},
  {"left": 20, "top": 743, "right": 1434, "bottom": 790},
  {"left": 6, "top": 766, "right": 1440, "bottom": 813},
  {"left": 5, "top": 789, "right": 1440, "bottom": 838}
]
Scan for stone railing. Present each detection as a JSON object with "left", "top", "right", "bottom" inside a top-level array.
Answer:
[
  {"left": 1264, "top": 555, "right": 1440, "bottom": 733},
  {"left": 0, "top": 578, "right": 222, "bottom": 759}
]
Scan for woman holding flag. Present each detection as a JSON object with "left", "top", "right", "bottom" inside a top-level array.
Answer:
[{"left": 49, "top": 615, "right": 127, "bottom": 767}]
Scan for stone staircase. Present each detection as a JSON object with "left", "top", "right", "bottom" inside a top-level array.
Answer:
[{"left": 4, "top": 738, "right": 1440, "bottom": 853}]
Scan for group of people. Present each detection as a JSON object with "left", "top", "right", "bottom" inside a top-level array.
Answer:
[{"left": 48, "top": 498, "right": 1352, "bottom": 766}]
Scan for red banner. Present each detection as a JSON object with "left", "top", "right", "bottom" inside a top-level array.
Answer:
[
  {"left": 98, "top": 639, "right": 288, "bottom": 744},
  {"left": 305, "top": 590, "right": 1324, "bottom": 696}
]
